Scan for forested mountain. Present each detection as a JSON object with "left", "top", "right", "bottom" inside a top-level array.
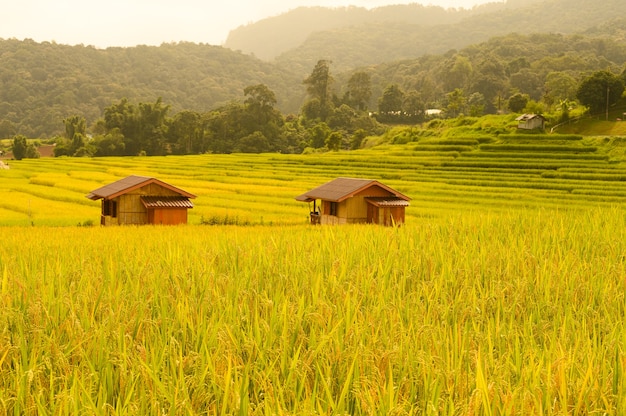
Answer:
[
  {"left": 272, "top": 0, "right": 626, "bottom": 73},
  {"left": 0, "top": 40, "right": 302, "bottom": 137},
  {"left": 223, "top": 3, "right": 495, "bottom": 61},
  {"left": 1, "top": 0, "right": 626, "bottom": 140}
]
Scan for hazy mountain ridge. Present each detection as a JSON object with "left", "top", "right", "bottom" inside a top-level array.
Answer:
[
  {"left": 272, "top": 0, "right": 626, "bottom": 73},
  {"left": 224, "top": 2, "right": 508, "bottom": 60}
]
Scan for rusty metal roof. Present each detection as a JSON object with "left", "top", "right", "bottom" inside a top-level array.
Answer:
[
  {"left": 140, "top": 196, "right": 194, "bottom": 209},
  {"left": 295, "top": 177, "right": 410, "bottom": 203},
  {"left": 86, "top": 175, "right": 196, "bottom": 200}
]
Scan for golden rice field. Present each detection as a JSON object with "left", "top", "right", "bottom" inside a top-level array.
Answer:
[{"left": 2, "top": 141, "right": 626, "bottom": 414}]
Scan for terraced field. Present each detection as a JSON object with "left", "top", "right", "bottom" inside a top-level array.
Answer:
[
  {"left": 1, "top": 133, "right": 625, "bottom": 226},
  {"left": 3, "top": 134, "right": 626, "bottom": 414}
]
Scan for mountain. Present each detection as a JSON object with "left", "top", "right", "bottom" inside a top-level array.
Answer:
[
  {"left": 223, "top": 4, "right": 480, "bottom": 61},
  {"left": 1, "top": 0, "right": 626, "bottom": 139},
  {"left": 0, "top": 40, "right": 303, "bottom": 137},
  {"left": 227, "top": 0, "right": 626, "bottom": 73}
]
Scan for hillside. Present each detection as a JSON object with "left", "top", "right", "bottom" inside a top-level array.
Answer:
[
  {"left": 2, "top": 0, "right": 626, "bottom": 139},
  {"left": 274, "top": 0, "right": 626, "bottom": 72},
  {"left": 223, "top": 3, "right": 489, "bottom": 61},
  {"left": 0, "top": 40, "right": 302, "bottom": 137}
]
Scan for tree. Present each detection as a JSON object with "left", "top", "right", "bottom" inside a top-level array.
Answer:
[
  {"left": 11, "top": 135, "right": 27, "bottom": 160},
  {"left": 237, "top": 131, "right": 270, "bottom": 153},
  {"left": 0, "top": 119, "right": 16, "bottom": 138},
  {"left": 445, "top": 88, "right": 467, "bottom": 117},
  {"left": 378, "top": 84, "right": 404, "bottom": 114},
  {"left": 508, "top": 93, "right": 529, "bottom": 113},
  {"left": 325, "top": 131, "right": 343, "bottom": 151},
  {"left": 63, "top": 115, "right": 88, "bottom": 156},
  {"left": 167, "top": 110, "right": 203, "bottom": 154},
  {"left": 303, "top": 60, "right": 333, "bottom": 121},
  {"left": 441, "top": 55, "right": 472, "bottom": 91},
  {"left": 244, "top": 84, "right": 277, "bottom": 111},
  {"left": 576, "top": 70, "right": 625, "bottom": 116},
  {"left": 350, "top": 129, "right": 368, "bottom": 150},
  {"left": 242, "top": 84, "right": 283, "bottom": 150},
  {"left": 345, "top": 71, "right": 372, "bottom": 111},
  {"left": 468, "top": 92, "right": 485, "bottom": 117},
  {"left": 307, "top": 122, "right": 331, "bottom": 149},
  {"left": 543, "top": 71, "right": 578, "bottom": 108},
  {"left": 402, "top": 91, "right": 425, "bottom": 122},
  {"left": 137, "top": 98, "right": 170, "bottom": 156}
]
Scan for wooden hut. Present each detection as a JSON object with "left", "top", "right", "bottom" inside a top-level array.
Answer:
[
  {"left": 296, "top": 177, "right": 410, "bottom": 226},
  {"left": 86, "top": 175, "right": 196, "bottom": 225},
  {"left": 516, "top": 113, "right": 546, "bottom": 130}
]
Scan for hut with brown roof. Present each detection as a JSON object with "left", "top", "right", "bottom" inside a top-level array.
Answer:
[
  {"left": 86, "top": 175, "right": 196, "bottom": 225},
  {"left": 295, "top": 177, "right": 410, "bottom": 226}
]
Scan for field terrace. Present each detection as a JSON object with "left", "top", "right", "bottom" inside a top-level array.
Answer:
[{"left": 1, "top": 133, "right": 626, "bottom": 226}]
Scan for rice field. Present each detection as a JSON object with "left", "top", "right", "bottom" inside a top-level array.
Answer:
[
  {"left": 2, "top": 136, "right": 626, "bottom": 414},
  {"left": 2, "top": 134, "right": 626, "bottom": 226},
  {"left": 2, "top": 209, "right": 626, "bottom": 414}
]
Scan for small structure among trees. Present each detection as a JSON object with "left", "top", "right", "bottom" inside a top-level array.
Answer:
[
  {"left": 86, "top": 175, "right": 196, "bottom": 225},
  {"left": 516, "top": 113, "right": 546, "bottom": 130},
  {"left": 296, "top": 178, "right": 410, "bottom": 226}
]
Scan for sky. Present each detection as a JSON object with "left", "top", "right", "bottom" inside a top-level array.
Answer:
[{"left": 1, "top": 0, "right": 496, "bottom": 49}]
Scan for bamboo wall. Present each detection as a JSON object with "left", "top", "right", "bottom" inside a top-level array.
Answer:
[{"left": 101, "top": 184, "right": 183, "bottom": 225}]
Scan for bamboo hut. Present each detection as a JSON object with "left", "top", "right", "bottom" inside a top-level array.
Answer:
[
  {"left": 86, "top": 175, "right": 196, "bottom": 225},
  {"left": 296, "top": 177, "right": 410, "bottom": 225}
]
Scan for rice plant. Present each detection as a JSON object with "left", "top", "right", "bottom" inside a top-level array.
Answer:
[{"left": 1, "top": 208, "right": 625, "bottom": 414}]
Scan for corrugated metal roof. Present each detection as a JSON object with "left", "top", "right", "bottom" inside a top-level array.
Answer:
[
  {"left": 296, "top": 177, "right": 410, "bottom": 203},
  {"left": 140, "top": 196, "right": 194, "bottom": 209},
  {"left": 515, "top": 113, "right": 546, "bottom": 121},
  {"left": 365, "top": 197, "right": 411, "bottom": 207},
  {"left": 86, "top": 175, "right": 196, "bottom": 200}
]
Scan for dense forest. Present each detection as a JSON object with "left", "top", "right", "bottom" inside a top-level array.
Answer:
[{"left": 1, "top": 0, "right": 626, "bottom": 156}]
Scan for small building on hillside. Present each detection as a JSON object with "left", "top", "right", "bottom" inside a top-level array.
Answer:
[
  {"left": 295, "top": 177, "right": 410, "bottom": 226},
  {"left": 86, "top": 175, "right": 196, "bottom": 225},
  {"left": 516, "top": 113, "right": 546, "bottom": 130}
]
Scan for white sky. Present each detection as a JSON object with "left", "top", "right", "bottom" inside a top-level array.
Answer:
[{"left": 1, "top": 0, "right": 496, "bottom": 48}]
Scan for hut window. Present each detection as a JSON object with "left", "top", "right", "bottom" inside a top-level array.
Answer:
[
  {"left": 329, "top": 202, "right": 338, "bottom": 216},
  {"left": 102, "top": 200, "right": 118, "bottom": 218}
]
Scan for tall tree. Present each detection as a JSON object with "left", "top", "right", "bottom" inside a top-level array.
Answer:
[
  {"left": 138, "top": 98, "right": 170, "bottom": 155},
  {"left": 167, "top": 110, "right": 204, "bottom": 154},
  {"left": 576, "top": 70, "right": 625, "bottom": 116},
  {"left": 63, "top": 115, "right": 87, "bottom": 155},
  {"left": 11, "top": 135, "right": 27, "bottom": 160},
  {"left": 543, "top": 71, "right": 578, "bottom": 108},
  {"left": 243, "top": 84, "right": 283, "bottom": 151},
  {"left": 345, "top": 71, "right": 372, "bottom": 111},
  {"left": 446, "top": 88, "right": 467, "bottom": 117},
  {"left": 378, "top": 84, "right": 404, "bottom": 114},
  {"left": 303, "top": 60, "right": 333, "bottom": 121}
]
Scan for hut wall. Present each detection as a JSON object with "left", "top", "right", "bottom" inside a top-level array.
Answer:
[
  {"left": 318, "top": 185, "right": 400, "bottom": 225},
  {"left": 379, "top": 206, "right": 405, "bottom": 226},
  {"left": 100, "top": 183, "right": 183, "bottom": 225},
  {"left": 116, "top": 193, "right": 147, "bottom": 225},
  {"left": 148, "top": 208, "right": 188, "bottom": 225}
]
